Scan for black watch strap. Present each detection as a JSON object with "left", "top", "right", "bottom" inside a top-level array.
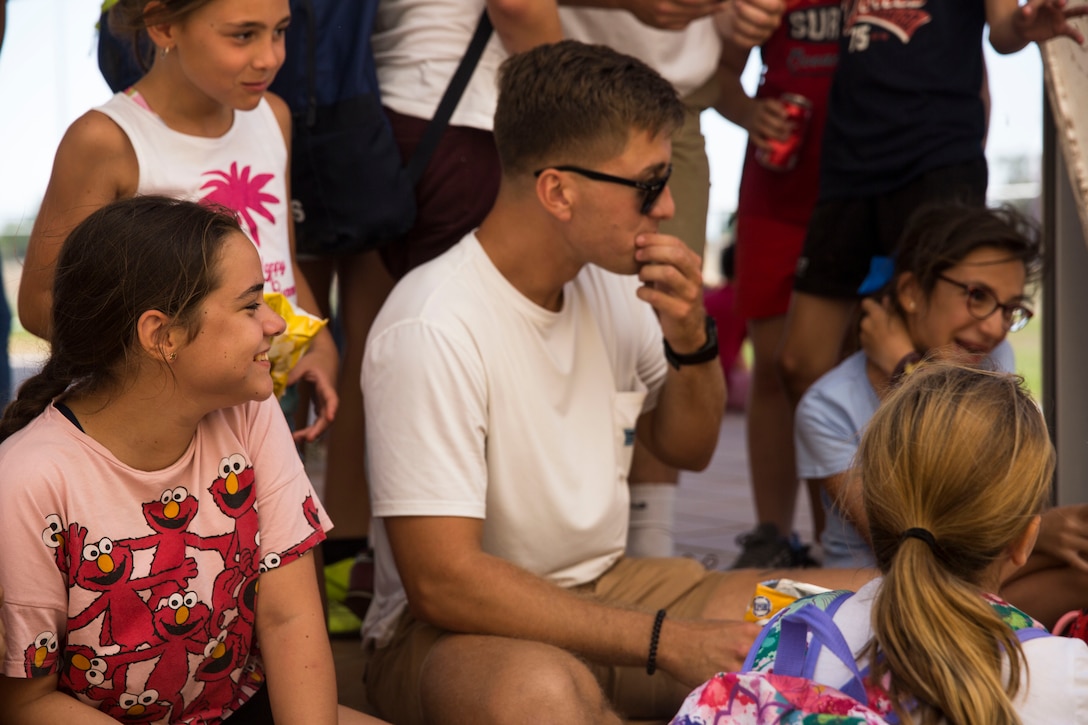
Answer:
[{"left": 663, "top": 316, "right": 719, "bottom": 370}]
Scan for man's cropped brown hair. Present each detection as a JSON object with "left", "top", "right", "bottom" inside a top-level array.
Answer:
[{"left": 494, "top": 40, "right": 684, "bottom": 176}]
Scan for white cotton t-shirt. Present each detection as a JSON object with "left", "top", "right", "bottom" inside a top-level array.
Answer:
[
  {"left": 372, "top": 0, "right": 506, "bottom": 130},
  {"left": 811, "top": 579, "right": 1088, "bottom": 724},
  {"left": 795, "top": 342, "right": 1016, "bottom": 480},
  {"left": 361, "top": 233, "right": 668, "bottom": 646},
  {"left": 559, "top": 10, "right": 721, "bottom": 98},
  {"left": 96, "top": 92, "right": 297, "bottom": 304}
]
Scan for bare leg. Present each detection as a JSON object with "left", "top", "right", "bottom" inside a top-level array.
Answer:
[
  {"left": 420, "top": 635, "right": 622, "bottom": 725},
  {"left": 746, "top": 315, "right": 797, "bottom": 535},
  {"left": 322, "top": 251, "right": 396, "bottom": 543},
  {"left": 295, "top": 257, "right": 337, "bottom": 622},
  {"left": 295, "top": 257, "right": 337, "bottom": 432},
  {"left": 627, "top": 444, "right": 680, "bottom": 558},
  {"left": 625, "top": 81, "right": 713, "bottom": 560},
  {"left": 777, "top": 292, "right": 858, "bottom": 406},
  {"left": 297, "top": 257, "right": 337, "bottom": 318}
]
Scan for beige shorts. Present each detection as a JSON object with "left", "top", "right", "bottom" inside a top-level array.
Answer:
[
  {"left": 362, "top": 556, "right": 730, "bottom": 723},
  {"left": 659, "top": 74, "right": 720, "bottom": 259}
]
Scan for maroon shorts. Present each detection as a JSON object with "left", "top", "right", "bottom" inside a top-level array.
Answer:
[
  {"left": 379, "top": 107, "right": 502, "bottom": 280},
  {"left": 734, "top": 215, "right": 807, "bottom": 320}
]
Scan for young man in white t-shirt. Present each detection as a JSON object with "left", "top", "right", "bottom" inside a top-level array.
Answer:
[{"left": 361, "top": 41, "right": 873, "bottom": 725}]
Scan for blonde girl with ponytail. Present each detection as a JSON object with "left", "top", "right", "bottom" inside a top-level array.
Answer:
[{"left": 841, "top": 363, "right": 1087, "bottom": 724}]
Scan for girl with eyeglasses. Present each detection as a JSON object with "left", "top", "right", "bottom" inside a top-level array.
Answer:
[{"left": 794, "top": 203, "right": 1088, "bottom": 628}]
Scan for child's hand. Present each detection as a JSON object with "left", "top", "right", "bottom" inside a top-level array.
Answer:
[
  {"left": 288, "top": 330, "right": 340, "bottom": 443},
  {"left": 859, "top": 296, "right": 915, "bottom": 379},
  {"left": 744, "top": 98, "right": 790, "bottom": 149},
  {"left": 1036, "top": 505, "right": 1088, "bottom": 573},
  {"left": 723, "top": 0, "right": 787, "bottom": 49},
  {"left": 621, "top": 0, "right": 723, "bottom": 30},
  {"left": 1015, "top": 0, "right": 1088, "bottom": 45}
]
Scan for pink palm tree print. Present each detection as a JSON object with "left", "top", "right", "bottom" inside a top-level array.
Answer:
[{"left": 200, "top": 162, "right": 280, "bottom": 247}]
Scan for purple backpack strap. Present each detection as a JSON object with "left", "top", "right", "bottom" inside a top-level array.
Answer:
[
  {"left": 741, "top": 622, "right": 776, "bottom": 672},
  {"left": 740, "top": 589, "right": 853, "bottom": 672},
  {"left": 772, "top": 590, "right": 854, "bottom": 677},
  {"left": 776, "top": 604, "right": 869, "bottom": 703},
  {"left": 1016, "top": 627, "right": 1051, "bottom": 643},
  {"left": 773, "top": 592, "right": 869, "bottom": 703}
]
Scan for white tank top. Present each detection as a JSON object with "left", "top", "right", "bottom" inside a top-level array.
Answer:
[{"left": 96, "top": 92, "right": 297, "bottom": 303}]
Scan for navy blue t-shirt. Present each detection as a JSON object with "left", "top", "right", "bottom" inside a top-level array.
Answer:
[{"left": 818, "top": 0, "right": 987, "bottom": 200}]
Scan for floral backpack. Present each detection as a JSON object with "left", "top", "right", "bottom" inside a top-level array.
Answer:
[{"left": 671, "top": 589, "right": 1051, "bottom": 725}]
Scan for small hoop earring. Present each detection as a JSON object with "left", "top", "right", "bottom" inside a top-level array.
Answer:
[
  {"left": 161, "top": 45, "right": 171, "bottom": 58},
  {"left": 168, "top": 352, "right": 177, "bottom": 362}
]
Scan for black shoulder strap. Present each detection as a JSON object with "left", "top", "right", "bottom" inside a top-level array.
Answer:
[{"left": 405, "top": 10, "right": 495, "bottom": 185}]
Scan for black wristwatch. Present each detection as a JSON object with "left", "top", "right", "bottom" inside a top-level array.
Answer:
[{"left": 663, "top": 316, "right": 719, "bottom": 370}]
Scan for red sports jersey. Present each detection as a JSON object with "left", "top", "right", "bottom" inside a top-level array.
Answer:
[{"left": 736, "top": 0, "right": 840, "bottom": 225}]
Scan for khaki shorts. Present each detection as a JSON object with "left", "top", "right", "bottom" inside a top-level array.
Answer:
[
  {"left": 659, "top": 74, "right": 720, "bottom": 259},
  {"left": 362, "top": 556, "right": 730, "bottom": 723}
]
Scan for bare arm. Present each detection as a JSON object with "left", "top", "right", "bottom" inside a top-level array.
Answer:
[
  {"left": 488, "top": 0, "right": 562, "bottom": 53},
  {"left": 986, "top": 0, "right": 1087, "bottom": 54},
  {"left": 19, "top": 111, "right": 138, "bottom": 340},
  {"left": 267, "top": 93, "right": 340, "bottom": 441},
  {"left": 634, "top": 233, "right": 725, "bottom": 470},
  {"left": 0, "top": 674, "right": 118, "bottom": 724},
  {"left": 713, "top": 41, "right": 789, "bottom": 150},
  {"left": 714, "top": 41, "right": 757, "bottom": 126},
  {"left": 857, "top": 296, "right": 915, "bottom": 384},
  {"left": 716, "top": 0, "right": 785, "bottom": 49},
  {"left": 256, "top": 551, "right": 339, "bottom": 724},
  {"left": 559, "top": 0, "right": 721, "bottom": 31},
  {"left": 1031, "top": 505, "right": 1088, "bottom": 573},
  {"left": 980, "top": 54, "right": 991, "bottom": 150},
  {"left": 387, "top": 515, "right": 756, "bottom": 688}
]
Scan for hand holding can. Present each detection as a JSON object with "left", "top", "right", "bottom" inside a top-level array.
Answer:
[{"left": 755, "top": 93, "right": 813, "bottom": 172}]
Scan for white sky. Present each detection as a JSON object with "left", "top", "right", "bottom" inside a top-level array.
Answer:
[{"left": 0, "top": 0, "right": 1050, "bottom": 236}]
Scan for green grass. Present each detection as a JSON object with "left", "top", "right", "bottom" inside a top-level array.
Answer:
[{"left": 1009, "top": 306, "right": 1043, "bottom": 400}]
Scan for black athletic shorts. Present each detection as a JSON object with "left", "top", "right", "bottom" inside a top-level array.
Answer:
[{"left": 794, "top": 157, "right": 988, "bottom": 298}]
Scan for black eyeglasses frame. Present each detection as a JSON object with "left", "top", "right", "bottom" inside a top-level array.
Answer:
[
  {"left": 935, "top": 273, "right": 1034, "bottom": 332},
  {"left": 533, "top": 164, "right": 672, "bottom": 215}
]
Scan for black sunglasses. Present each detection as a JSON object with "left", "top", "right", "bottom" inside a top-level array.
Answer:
[{"left": 533, "top": 164, "right": 672, "bottom": 215}]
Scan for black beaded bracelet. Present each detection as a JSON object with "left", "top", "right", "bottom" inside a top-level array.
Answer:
[{"left": 646, "top": 608, "right": 667, "bottom": 676}]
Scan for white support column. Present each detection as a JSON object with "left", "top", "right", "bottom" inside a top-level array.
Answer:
[{"left": 1043, "top": 97, "right": 1088, "bottom": 505}]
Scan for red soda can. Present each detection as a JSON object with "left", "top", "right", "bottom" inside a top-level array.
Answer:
[{"left": 756, "top": 93, "right": 813, "bottom": 172}]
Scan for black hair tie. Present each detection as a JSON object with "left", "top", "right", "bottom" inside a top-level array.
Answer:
[
  {"left": 900, "top": 527, "right": 938, "bottom": 548},
  {"left": 898, "top": 527, "right": 957, "bottom": 570}
]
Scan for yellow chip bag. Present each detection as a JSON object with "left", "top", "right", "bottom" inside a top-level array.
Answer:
[
  {"left": 264, "top": 292, "right": 327, "bottom": 399},
  {"left": 744, "top": 578, "right": 832, "bottom": 625}
]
